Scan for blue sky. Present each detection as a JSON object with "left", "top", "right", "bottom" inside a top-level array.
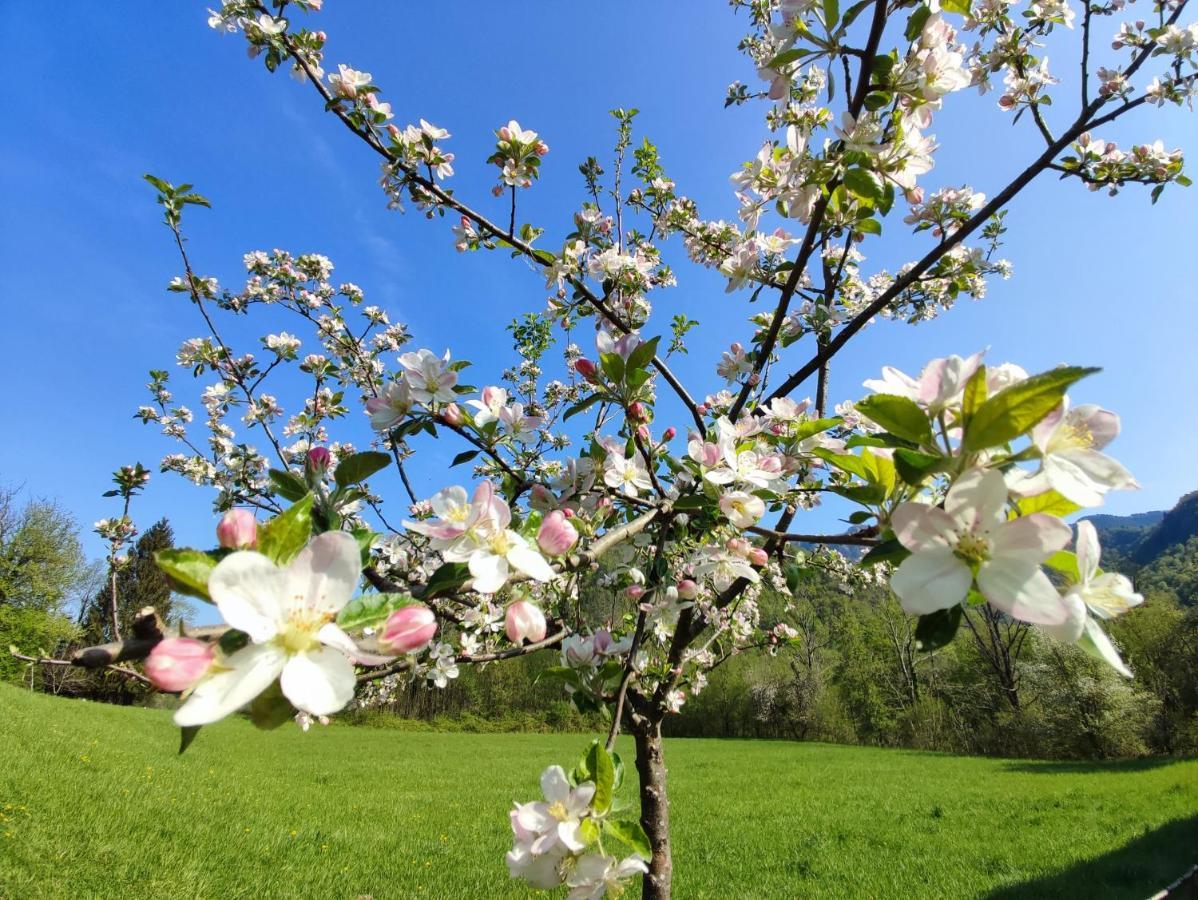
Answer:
[{"left": 1, "top": 2, "right": 1195, "bottom": 582}]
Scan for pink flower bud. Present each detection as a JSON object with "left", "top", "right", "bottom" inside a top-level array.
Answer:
[
  {"left": 629, "top": 402, "right": 648, "bottom": 422},
  {"left": 505, "top": 600, "right": 547, "bottom": 645},
  {"left": 562, "top": 508, "right": 575, "bottom": 519},
  {"left": 637, "top": 425, "right": 651, "bottom": 443},
  {"left": 216, "top": 508, "right": 257, "bottom": 550},
  {"left": 145, "top": 638, "right": 214, "bottom": 693},
  {"left": 905, "top": 187, "right": 925, "bottom": 204},
  {"left": 592, "top": 629, "right": 614, "bottom": 655},
  {"left": 662, "top": 427, "right": 677, "bottom": 441},
  {"left": 306, "top": 446, "right": 331, "bottom": 472},
  {"left": 626, "top": 584, "right": 645, "bottom": 601},
  {"left": 537, "top": 510, "right": 579, "bottom": 556},
  {"left": 441, "top": 403, "right": 465, "bottom": 427},
  {"left": 379, "top": 604, "right": 437, "bottom": 654},
  {"left": 574, "top": 358, "right": 598, "bottom": 380},
  {"left": 676, "top": 579, "right": 699, "bottom": 600},
  {"left": 727, "top": 538, "right": 750, "bottom": 556},
  {"left": 748, "top": 548, "right": 769, "bottom": 567}
]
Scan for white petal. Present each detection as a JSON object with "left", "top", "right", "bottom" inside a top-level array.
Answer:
[
  {"left": 977, "top": 561, "right": 1067, "bottom": 625},
  {"left": 280, "top": 645, "right": 356, "bottom": 716},
  {"left": 890, "top": 550, "right": 972, "bottom": 614},
  {"left": 1075, "top": 520, "right": 1100, "bottom": 583},
  {"left": 945, "top": 468, "right": 1008, "bottom": 532},
  {"left": 173, "top": 643, "right": 286, "bottom": 727},
  {"left": 508, "top": 543, "right": 557, "bottom": 583},
  {"left": 540, "top": 765, "right": 571, "bottom": 803},
  {"left": 285, "top": 531, "right": 362, "bottom": 615},
  {"left": 1039, "top": 591, "right": 1087, "bottom": 643},
  {"left": 207, "top": 551, "right": 286, "bottom": 642},
  {"left": 318, "top": 622, "right": 395, "bottom": 666},
  {"left": 1079, "top": 617, "right": 1133, "bottom": 677},
  {"left": 990, "top": 514, "right": 1071, "bottom": 563},
  {"left": 468, "top": 551, "right": 509, "bottom": 594},
  {"left": 891, "top": 503, "right": 957, "bottom": 552}
]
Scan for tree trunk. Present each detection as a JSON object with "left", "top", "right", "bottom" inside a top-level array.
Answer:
[{"left": 634, "top": 720, "right": 672, "bottom": 899}]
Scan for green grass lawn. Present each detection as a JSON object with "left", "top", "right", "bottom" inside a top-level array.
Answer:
[{"left": 1, "top": 684, "right": 1195, "bottom": 899}]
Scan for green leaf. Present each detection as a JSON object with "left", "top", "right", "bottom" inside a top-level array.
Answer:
[
  {"left": 940, "top": 0, "right": 972, "bottom": 14},
  {"left": 784, "top": 563, "right": 807, "bottom": 595},
  {"left": 854, "top": 394, "right": 932, "bottom": 445},
  {"left": 961, "top": 365, "right": 988, "bottom": 420},
  {"left": 914, "top": 605, "right": 963, "bottom": 651},
  {"left": 334, "top": 450, "right": 392, "bottom": 487},
  {"left": 336, "top": 593, "right": 417, "bottom": 631},
  {"left": 1043, "top": 550, "right": 1080, "bottom": 582},
  {"left": 154, "top": 549, "right": 218, "bottom": 603},
  {"left": 823, "top": 0, "right": 840, "bottom": 28},
  {"left": 351, "top": 528, "right": 379, "bottom": 566},
  {"left": 600, "top": 352, "right": 626, "bottom": 385},
  {"left": 450, "top": 450, "right": 480, "bottom": 468},
  {"left": 843, "top": 168, "right": 885, "bottom": 203},
  {"left": 904, "top": 4, "right": 932, "bottom": 40},
  {"left": 249, "top": 682, "right": 296, "bottom": 730},
  {"left": 963, "top": 366, "right": 1099, "bottom": 452},
  {"left": 564, "top": 393, "right": 605, "bottom": 421},
  {"left": 178, "top": 726, "right": 201, "bottom": 755},
  {"left": 256, "top": 494, "right": 314, "bottom": 565},
  {"left": 625, "top": 335, "right": 661, "bottom": 374},
  {"left": 764, "top": 47, "right": 811, "bottom": 70},
  {"left": 893, "top": 449, "right": 944, "bottom": 486},
  {"left": 860, "top": 537, "right": 910, "bottom": 567},
  {"left": 855, "top": 217, "right": 882, "bottom": 236},
  {"left": 813, "top": 449, "right": 873, "bottom": 482},
  {"left": 1013, "top": 490, "right": 1082, "bottom": 519},
  {"left": 590, "top": 741, "right": 615, "bottom": 814},
  {"left": 269, "top": 468, "right": 308, "bottom": 502},
  {"left": 603, "top": 818, "right": 652, "bottom": 859},
  {"left": 789, "top": 416, "right": 843, "bottom": 443},
  {"left": 418, "top": 562, "right": 471, "bottom": 600}
]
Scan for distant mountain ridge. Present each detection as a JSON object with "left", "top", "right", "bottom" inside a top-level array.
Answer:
[{"left": 1082, "top": 490, "right": 1198, "bottom": 605}]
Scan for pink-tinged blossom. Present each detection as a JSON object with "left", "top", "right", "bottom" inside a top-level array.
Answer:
[
  {"left": 1012, "top": 399, "right": 1138, "bottom": 506},
  {"left": 365, "top": 380, "right": 412, "bottom": 431},
  {"left": 565, "top": 853, "right": 649, "bottom": 900},
  {"left": 1040, "top": 521, "right": 1142, "bottom": 676},
  {"left": 863, "top": 351, "right": 983, "bottom": 413},
  {"left": 145, "top": 638, "right": 214, "bottom": 693},
  {"left": 431, "top": 482, "right": 557, "bottom": 593},
  {"left": 328, "top": 64, "right": 370, "bottom": 99},
  {"left": 398, "top": 348, "right": 459, "bottom": 405},
  {"left": 537, "top": 510, "right": 579, "bottom": 556},
  {"left": 379, "top": 604, "right": 438, "bottom": 654},
  {"left": 404, "top": 483, "right": 498, "bottom": 547},
  {"left": 467, "top": 386, "right": 509, "bottom": 427},
  {"left": 889, "top": 468, "right": 1071, "bottom": 626},
  {"left": 596, "top": 330, "right": 642, "bottom": 360},
  {"left": 509, "top": 765, "right": 595, "bottom": 857},
  {"left": 216, "top": 508, "right": 257, "bottom": 550},
  {"left": 506, "top": 600, "right": 548, "bottom": 645},
  {"left": 174, "top": 532, "right": 367, "bottom": 727}
]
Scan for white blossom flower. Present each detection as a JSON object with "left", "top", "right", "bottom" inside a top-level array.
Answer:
[
  {"left": 566, "top": 853, "right": 650, "bottom": 900},
  {"left": 175, "top": 532, "right": 368, "bottom": 726},
  {"left": 398, "top": 348, "right": 459, "bottom": 405},
  {"left": 1041, "top": 520, "right": 1142, "bottom": 676},
  {"left": 890, "top": 468, "right": 1071, "bottom": 625}
]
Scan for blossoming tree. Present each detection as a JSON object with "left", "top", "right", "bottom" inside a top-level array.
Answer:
[{"left": 49, "top": 0, "right": 1196, "bottom": 895}]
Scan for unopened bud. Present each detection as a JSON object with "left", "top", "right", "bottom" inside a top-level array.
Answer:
[
  {"left": 216, "top": 508, "right": 257, "bottom": 550},
  {"left": 505, "top": 601, "right": 548, "bottom": 645},
  {"left": 441, "top": 403, "right": 465, "bottom": 427}
]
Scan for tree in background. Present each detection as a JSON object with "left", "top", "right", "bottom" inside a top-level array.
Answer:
[
  {"left": 0, "top": 486, "right": 89, "bottom": 687},
  {"left": 79, "top": 519, "right": 182, "bottom": 646}
]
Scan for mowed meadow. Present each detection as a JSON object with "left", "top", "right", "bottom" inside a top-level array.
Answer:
[{"left": 1, "top": 684, "right": 1195, "bottom": 899}]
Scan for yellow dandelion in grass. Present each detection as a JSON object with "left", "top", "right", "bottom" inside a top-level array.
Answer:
[{"left": 289, "top": 830, "right": 299, "bottom": 839}]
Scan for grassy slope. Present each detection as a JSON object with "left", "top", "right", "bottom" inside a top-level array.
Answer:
[{"left": 1, "top": 684, "right": 1195, "bottom": 899}]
